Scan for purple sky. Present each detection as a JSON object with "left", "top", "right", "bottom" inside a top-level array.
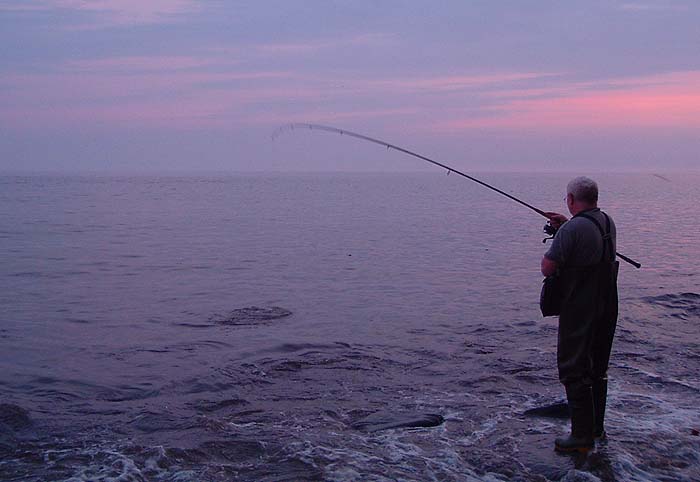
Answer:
[{"left": 1, "top": 1, "right": 699, "bottom": 172}]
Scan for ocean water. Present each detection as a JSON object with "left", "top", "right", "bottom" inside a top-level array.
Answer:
[{"left": 0, "top": 172, "right": 699, "bottom": 481}]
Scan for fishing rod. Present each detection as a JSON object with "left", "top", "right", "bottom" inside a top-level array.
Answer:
[{"left": 274, "top": 123, "right": 641, "bottom": 269}]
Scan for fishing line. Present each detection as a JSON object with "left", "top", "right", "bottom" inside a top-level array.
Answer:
[{"left": 274, "top": 122, "right": 640, "bottom": 269}]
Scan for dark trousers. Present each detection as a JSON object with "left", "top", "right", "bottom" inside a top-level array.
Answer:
[{"left": 557, "top": 262, "right": 619, "bottom": 386}]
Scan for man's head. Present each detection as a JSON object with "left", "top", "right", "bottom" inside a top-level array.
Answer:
[{"left": 566, "top": 176, "right": 598, "bottom": 215}]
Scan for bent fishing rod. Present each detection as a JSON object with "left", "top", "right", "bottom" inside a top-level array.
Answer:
[{"left": 274, "top": 123, "right": 641, "bottom": 269}]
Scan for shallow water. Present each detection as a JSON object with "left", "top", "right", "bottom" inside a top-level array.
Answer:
[{"left": 1, "top": 172, "right": 699, "bottom": 481}]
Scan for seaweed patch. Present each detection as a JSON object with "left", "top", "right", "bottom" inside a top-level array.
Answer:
[{"left": 211, "top": 306, "right": 293, "bottom": 326}]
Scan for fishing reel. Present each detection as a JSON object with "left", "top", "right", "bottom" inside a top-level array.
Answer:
[{"left": 542, "top": 222, "right": 558, "bottom": 243}]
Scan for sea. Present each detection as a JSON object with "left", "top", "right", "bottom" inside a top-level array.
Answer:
[{"left": 1, "top": 172, "right": 698, "bottom": 481}]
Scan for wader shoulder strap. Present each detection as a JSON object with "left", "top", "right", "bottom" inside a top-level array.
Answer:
[{"left": 576, "top": 211, "right": 614, "bottom": 263}]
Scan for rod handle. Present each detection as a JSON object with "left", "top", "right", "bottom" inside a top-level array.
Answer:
[{"left": 616, "top": 251, "right": 641, "bottom": 268}]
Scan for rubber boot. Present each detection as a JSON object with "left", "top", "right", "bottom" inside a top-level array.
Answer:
[
  {"left": 592, "top": 378, "right": 608, "bottom": 439},
  {"left": 555, "top": 382, "right": 595, "bottom": 453}
]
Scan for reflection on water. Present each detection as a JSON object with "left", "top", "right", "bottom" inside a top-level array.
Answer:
[{"left": 1, "top": 173, "right": 699, "bottom": 481}]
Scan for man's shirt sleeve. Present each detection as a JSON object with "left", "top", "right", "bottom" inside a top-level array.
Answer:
[{"left": 545, "top": 222, "right": 573, "bottom": 265}]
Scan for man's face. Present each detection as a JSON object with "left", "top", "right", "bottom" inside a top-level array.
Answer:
[{"left": 566, "top": 193, "right": 575, "bottom": 215}]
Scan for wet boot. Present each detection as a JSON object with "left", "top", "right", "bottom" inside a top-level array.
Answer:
[
  {"left": 555, "top": 382, "right": 595, "bottom": 453},
  {"left": 592, "top": 378, "right": 608, "bottom": 439}
]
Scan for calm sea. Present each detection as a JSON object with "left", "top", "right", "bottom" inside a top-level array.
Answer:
[{"left": 1, "top": 172, "right": 699, "bottom": 481}]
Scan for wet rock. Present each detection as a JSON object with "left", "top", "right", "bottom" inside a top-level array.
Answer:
[
  {"left": 129, "top": 411, "right": 198, "bottom": 434},
  {"left": 0, "top": 404, "right": 32, "bottom": 454},
  {"left": 0, "top": 404, "right": 32, "bottom": 431},
  {"left": 200, "top": 440, "right": 267, "bottom": 462},
  {"left": 242, "top": 456, "right": 323, "bottom": 481},
  {"left": 642, "top": 293, "right": 700, "bottom": 319},
  {"left": 351, "top": 411, "right": 444, "bottom": 432},
  {"left": 524, "top": 401, "right": 570, "bottom": 419},
  {"left": 195, "top": 398, "right": 249, "bottom": 413},
  {"left": 0, "top": 433, "right": 17, "bottom": 454},
  {"left": 212, "top": 306, "right": 292, "bottom": 326}
]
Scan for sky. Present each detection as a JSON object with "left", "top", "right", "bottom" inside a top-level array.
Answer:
[{"left": 1, "top": 0, "right": 699, "bottom": 172}]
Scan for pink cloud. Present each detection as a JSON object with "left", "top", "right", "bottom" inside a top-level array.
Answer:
[
  {"left": 1, "top": 61, "right": 341, "bottom": 129},
  {"left": 210, "top": 33, "right": 396, "bottom": 58},
  {"left": 2, "top": 0, "right": 199, "bottom": 25},
  {"left": 2, "top": 66, "right": 293, "bottom": 105},
  {"left": 66, "top": 56, "right": 222, "bottom": 73},
  {"left": 442, "top": 71, "right": 700, "bottom": 130},
  {"left": 367, "top": 73, "right": 556, "bottom": 94},
  {"left": 5, "top": 44, "right": 699, "bottom": 136},
  {"left": 246, "top": 107, "right": 421, "bottom": 126},
  {"left": 619, "top": 3, "right": 688, "bottom": 12},
  {"left": 4, "top": 98, "right": 231, "bottom": 130}
]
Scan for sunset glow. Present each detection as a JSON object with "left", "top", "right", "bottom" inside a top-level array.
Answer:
[{"left": 1, "top": 1, "right": 698, "bottom": 171}]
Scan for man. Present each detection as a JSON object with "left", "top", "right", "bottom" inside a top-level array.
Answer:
[{"left": 541, "top": 176, "right": 619, "bottom": 453}]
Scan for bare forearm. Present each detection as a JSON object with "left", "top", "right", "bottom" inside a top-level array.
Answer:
[{"left": 541, "top": 256, "right": 558, "bottom": 276}]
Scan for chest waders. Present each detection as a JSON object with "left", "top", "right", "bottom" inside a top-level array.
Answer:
[{"left": 554, "top": 209, "right": 619, "bottom": 452}]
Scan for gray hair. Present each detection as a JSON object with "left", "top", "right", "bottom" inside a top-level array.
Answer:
[{"left": 567, "top": 176, "right": 598, "bottom": 205}]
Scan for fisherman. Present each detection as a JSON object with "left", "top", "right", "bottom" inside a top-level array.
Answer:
[{"left": 541, "top": 176, "right": 619, "bottom": 453}]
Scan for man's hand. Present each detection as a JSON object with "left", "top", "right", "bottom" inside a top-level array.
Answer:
[
  {"left": 541, "top": 255, "right": 558, "bottom": 277},
  {"left": 544, "top": 212, "right": 568, "bottom": 229}
]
